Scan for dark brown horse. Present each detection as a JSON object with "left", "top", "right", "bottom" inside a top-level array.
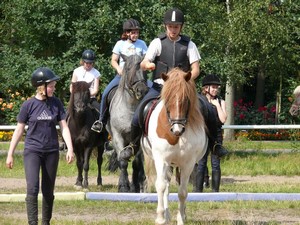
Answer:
[{"left": 68, "top": 81, "right": 108, "bottom": 189}]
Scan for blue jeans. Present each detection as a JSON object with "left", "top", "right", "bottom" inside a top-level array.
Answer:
[
  {"left": 99, "top": 75, "right": 121, "bottom": 121},
  {"left": 198, "top": 127, "right": 223, "bottom": 172},
  {"left": 99, "top": 75, "right": 153, "bottom": 122},
  {"left": 198, "top": 148, "right": 221, "bottom": 173}
]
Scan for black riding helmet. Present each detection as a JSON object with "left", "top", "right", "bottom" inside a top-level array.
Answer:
[
  {"left": 82, "top": 49, "right": 96, "bottom": 63},
  {"left": 31, "top": 67, "right": 60, "bottom": 87},
  {"left": 123, "top": 18, "right": 141, "bottom": 31},
  {"left": 163, "top": 8, "right": 184, "bottom": 25},
  {"left": 202, "top": 74, "right": 221, "bottom": 87}
]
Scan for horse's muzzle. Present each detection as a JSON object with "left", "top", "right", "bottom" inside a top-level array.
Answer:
[{"left": 170, "top": 124, "right": 185, "bottom": 136}]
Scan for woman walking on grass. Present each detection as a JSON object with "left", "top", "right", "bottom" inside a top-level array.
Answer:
[{"left": 6, "top": 67, "right": 74, "bottom": 225}]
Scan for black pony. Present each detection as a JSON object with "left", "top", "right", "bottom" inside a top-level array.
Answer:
[{"left": 68, "top": 81, "right": 107, "bottom": 189}]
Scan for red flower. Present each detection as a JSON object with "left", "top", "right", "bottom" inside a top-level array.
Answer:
[{"left": 258, "top": 106, "right": 267, "bottom": 112}]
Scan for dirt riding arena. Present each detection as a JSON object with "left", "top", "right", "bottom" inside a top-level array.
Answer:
[{"left": 1, "top": 175, "right": 300, "bottom": 224}]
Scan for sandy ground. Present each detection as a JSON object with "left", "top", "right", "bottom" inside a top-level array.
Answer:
[
  {"left": 2, "top": 174, "right": 300, "bottom": 190},
  {"left": 1, "top": 175, "right": 300, "bottom": 224}
]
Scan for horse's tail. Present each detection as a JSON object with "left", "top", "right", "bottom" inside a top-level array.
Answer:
[
  {"left": 143, "top": 152, "right": 156, "bottom": 193},
  {"left": 106, "top": 150, "right": 119, "bottom": 173}
]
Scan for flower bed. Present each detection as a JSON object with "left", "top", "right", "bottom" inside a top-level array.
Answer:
[{"left": 235, "top": 130, "right": 300, "bottom": 141}]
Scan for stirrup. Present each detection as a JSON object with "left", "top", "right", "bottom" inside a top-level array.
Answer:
[
  {"left": 119, "top": 144, "right": 135, "bottom": 160},
  {"left": 212, "top": 143, "right": 228, "bottom": 158},
  {"left": 91, "top": 120, "right": 103, "bottom": 133}
]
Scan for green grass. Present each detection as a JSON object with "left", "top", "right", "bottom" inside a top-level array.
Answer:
[
  {"left": 1, "top": 140, "right": 299, "bottom": 151},
  {"left": 224, "top": 139, "right": 300, "bottom": 152},
  {"left": 1, "top": 141, "right": 300, "bottom": 224},
  {"left": 2, "top": 149, "right": 300, "bottom": 179}
]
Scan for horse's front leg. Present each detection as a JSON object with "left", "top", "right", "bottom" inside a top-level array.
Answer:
[
  {"left": 97, "top": 145, "right": 104, "bottom": 186},
  {"left": 131, "top": 149, "right": 145, "bottom": 193},
  {"left": 74, "top": 151, "right": 83, "bottom": 189},
  {"left": 118, "top": 158, "right": 130, "bottom": 192},
  {"left": 176, "top": 168, "right": 192, "bottom": 225},
  {"left": 82, "top": 147, "right": 93, "bottom": 190},
  {"left": 155, "top": 161, "right": 170, "bottom": 225}
]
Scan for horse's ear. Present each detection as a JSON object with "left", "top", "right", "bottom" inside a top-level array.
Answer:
[
  {"left": 121, "top": 53, "right": 128, "bottom": 62},
  {"left": 161, "top": 72, "right": 168, "bottom": 82},
  {"left": 184, "top": 71, "right": 192, "bottom": 82}
]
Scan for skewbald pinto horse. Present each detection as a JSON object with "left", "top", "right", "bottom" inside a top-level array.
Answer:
[{"left": 142, "top": 68, "right": 208, "bottom": 225}]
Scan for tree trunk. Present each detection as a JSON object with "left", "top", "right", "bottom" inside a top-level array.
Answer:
[
  {"left": 254, "top": 66, "right": 265, "bottom": 108},
  {"left": 223, "top": 0, "right": 235, "bottom": 141},
  {"left": 224, "top": 81, "right": 235, "bottom": 141}
]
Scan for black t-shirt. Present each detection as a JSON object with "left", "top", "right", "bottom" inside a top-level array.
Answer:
[{"left": 18, "top": 97, "right": 66, "bottom": 152}]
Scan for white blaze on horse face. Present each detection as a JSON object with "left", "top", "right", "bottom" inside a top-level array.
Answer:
[{"left": 169, "top": 94, "right": 186, "bottom": 136}]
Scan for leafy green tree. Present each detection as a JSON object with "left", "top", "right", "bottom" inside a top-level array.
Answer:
[{"left": 0, "top": 0, "right": 298, "bottom": 129}]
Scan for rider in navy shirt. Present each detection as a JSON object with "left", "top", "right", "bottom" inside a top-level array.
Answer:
[{"left": 6, "top": 67, "right": 74, "bottom": 225}]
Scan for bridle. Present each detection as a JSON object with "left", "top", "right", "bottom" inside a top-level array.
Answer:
[{"left": 165, "top": 99, "right": 190, "bottom": 131}]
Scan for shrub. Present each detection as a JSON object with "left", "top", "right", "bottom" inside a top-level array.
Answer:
[
  {"left": 234, "top": 99, "right": 277, "bottom": 125},
  {"left": 0, "top": 90, "right": 30, "bottom": 125}
]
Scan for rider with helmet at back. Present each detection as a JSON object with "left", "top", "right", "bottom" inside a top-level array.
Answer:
[
  {"left": 91, "top": 18, "right": 148, "bottom": 133},
  {"left": 123, "top": 8, "right": 228, "bottom": 160},
  {"left": 194, "top": 74, "right": 228, "bottom": 193},
  {"left": 70, "top": 49, "right": 101, "bottom": 111},
  {"left": 6, "top": 67, "right": 74, "bottom": 225}
]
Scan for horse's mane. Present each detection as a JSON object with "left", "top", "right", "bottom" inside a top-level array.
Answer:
[
  {"left": 160, "top": 68, "right": 204, "bottom": 130},
  {"left": 118, "top": 54, "right": 143, "bottom": 91},
  {"left": 68, "top": 81, "right": 91, "bottom": 117}
]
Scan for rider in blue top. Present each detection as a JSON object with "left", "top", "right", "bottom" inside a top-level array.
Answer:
[{"left": 91, "top": 18, "right": 148, "bottom": 133}]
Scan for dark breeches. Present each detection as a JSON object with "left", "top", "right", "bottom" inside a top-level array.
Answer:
[{"left": 24, "top": 150, "right": 59, "bottom": 197}]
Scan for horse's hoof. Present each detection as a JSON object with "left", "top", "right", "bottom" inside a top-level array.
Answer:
[
  {"left": 155, "top": 219, "right": 166, "bottom": 225},
  {"left": 82, "top": 187, "right": 89, "bottom": 192},
  {"left": 118, "top": 186, "right": 130, "bottom": 193},
  {"left": 73, "top": 184, "right": 83, "bottom": 190}
]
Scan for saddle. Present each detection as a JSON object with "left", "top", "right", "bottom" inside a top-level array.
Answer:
[
  {"left": 106, "top": 87, "right": 118, "bottom": 107},
  {"left": 138, "top": 98, "right": 160, "bottom": 136}
]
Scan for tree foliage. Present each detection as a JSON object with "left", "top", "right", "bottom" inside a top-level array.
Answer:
[{"left": 0, "top": 0, "right": 299, "bottom": 124}]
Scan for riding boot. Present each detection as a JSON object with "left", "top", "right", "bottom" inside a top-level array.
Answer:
[
  {"left": 193, "top": 170, "right": 205, "bottom": 192},
  {"left": 26, "top": 196, "right": 38, "bottom": 225},
  {"left": 212, "top": 143, "right": 228, "bottom": 158},
  {"left": 120, "top": 124, "right": 142, "bottom": 160},
  {"left": 212, "top": 170, "right": 221, "bottom": 192},
  {"left": 42, "top": 196, "right": 54, "bottom": 225}
]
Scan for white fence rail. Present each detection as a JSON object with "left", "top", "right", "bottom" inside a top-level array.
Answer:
[
  {"left": 1, "top": 125, "right": 300, "bottom": 131},
  {"left": 0, "top": 125, "right": 60, "bottom": 130},
  {"left": 222, "top": 125, "right": 300, "bottom": 130}
]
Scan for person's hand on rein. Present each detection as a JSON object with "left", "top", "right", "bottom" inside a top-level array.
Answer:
[{"left": 146, "top": 62, "right": 155, "bottom": 71}]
